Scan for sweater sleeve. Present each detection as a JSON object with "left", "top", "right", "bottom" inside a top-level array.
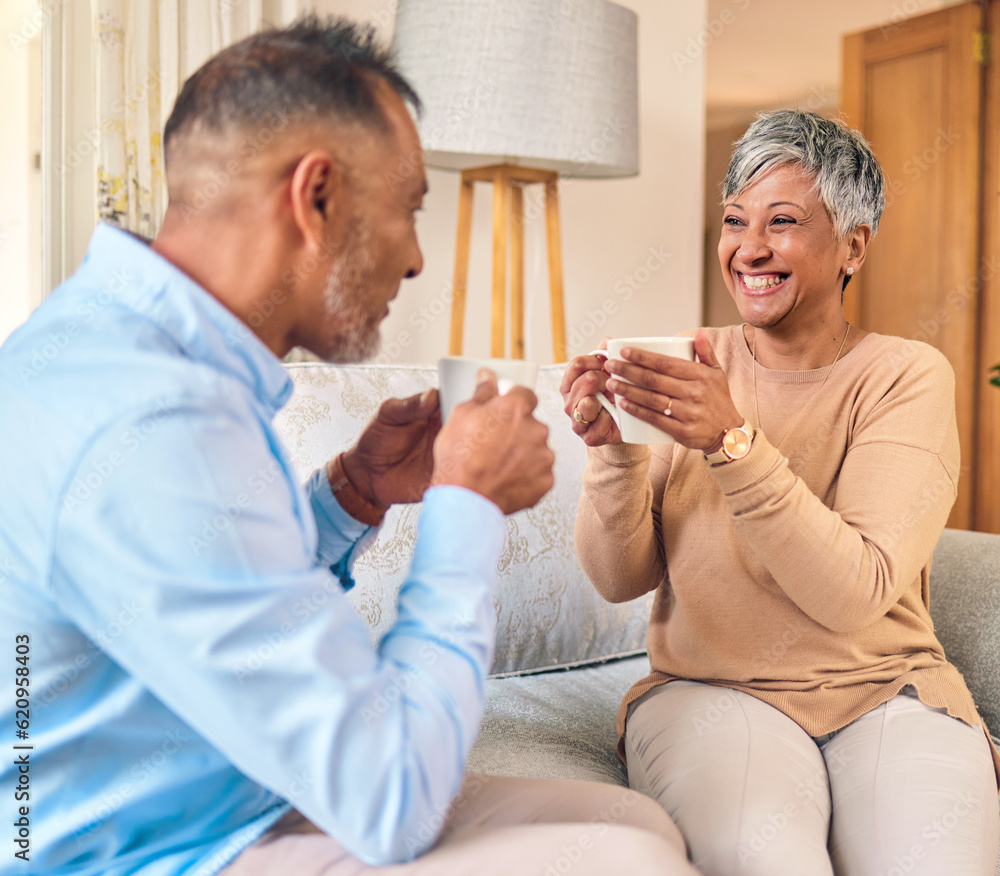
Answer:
[
  {"left": 574, "top": 441, "right": 666, "bottom": 603},
  {"left": 708, "top": 345, "right": 959, "bottom": 633}
]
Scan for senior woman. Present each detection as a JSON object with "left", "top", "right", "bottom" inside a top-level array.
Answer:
[{"left": 560, "top": 109, "right": 1000, "bottom": 876}]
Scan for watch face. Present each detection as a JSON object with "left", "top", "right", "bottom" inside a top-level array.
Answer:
[{"left": 723, "top": 427, "right": 752, "bottom": 459}]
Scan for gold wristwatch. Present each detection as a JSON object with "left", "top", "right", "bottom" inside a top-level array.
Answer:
[{"left": 703, "top": 419, "right": 754, "bottom": 465}]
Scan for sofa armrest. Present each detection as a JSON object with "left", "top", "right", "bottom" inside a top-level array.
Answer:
[{"left": 930, "top": 528, "right": 1000, "bottom": 738}]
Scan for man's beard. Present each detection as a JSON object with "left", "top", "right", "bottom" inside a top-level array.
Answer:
[{"left": 319, "top": 219, "right": 380, "bottom": 364}]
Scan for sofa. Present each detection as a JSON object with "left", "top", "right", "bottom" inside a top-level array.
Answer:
[{"left": 273, "top": 360, "right": 1000, "bottom": 871}]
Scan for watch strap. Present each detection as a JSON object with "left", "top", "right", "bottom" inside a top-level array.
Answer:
[
  {"left": 704, "top": 419, "right": 753, "bottom": 465},
  {"left": 326, "top": 453, "right": 386, "bottom": 527}
]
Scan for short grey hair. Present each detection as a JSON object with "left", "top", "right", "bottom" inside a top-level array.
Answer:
[
  {"left": 722, "top": 109, "right": 885, "bottom": 239},
  {"left": 163, "top": 14, "right": 421, "bottom": 168}
]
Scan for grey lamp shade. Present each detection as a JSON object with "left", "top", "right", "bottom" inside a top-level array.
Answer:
[{"left": 391, "top": 0, "right": 639, "bottom": 178}]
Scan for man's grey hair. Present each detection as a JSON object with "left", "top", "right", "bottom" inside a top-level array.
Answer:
[
  {"left": 163, "top": 14, "right": 421, "bottom": 168},
  {"left": 722, "top": 109, "right": 886, "bottom": 239}
]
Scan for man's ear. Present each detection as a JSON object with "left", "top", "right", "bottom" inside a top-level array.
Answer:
[{"left": 288, "top": 150, "right": 345, "bottom": 250}]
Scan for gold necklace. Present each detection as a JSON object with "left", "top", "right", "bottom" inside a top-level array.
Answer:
[{"left": 752, "top": 324, "right": 851, "bottom": 447}]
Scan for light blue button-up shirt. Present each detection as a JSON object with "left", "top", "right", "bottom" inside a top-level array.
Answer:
[{"left": 0, "top": 223, "right": 505, "bottom": 875}]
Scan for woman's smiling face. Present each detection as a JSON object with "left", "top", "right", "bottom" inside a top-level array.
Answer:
[{"left": 718, "top": 163, "right": 853, "bottom": 332}]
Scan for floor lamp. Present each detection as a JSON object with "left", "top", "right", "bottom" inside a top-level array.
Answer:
[{"left": 392, "top": 0, "right": 639, "bottom": 363}]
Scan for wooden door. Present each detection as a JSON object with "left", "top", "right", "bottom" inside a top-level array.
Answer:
[
  {"left": 979, "top": 0, "right": 1000, "bottom": 533},
  {"left": 842, "top": 2, "right": 987, "bottom": 531}
]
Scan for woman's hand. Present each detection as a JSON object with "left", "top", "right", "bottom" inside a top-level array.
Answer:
[
  {"left": 559, "top": 341, "right": 622, "bottom": 446},
  {"left": 602, "top": 329, "right": 744, "bottom": 453}
]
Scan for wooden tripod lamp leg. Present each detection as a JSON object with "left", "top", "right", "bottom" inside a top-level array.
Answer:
[
  {"left": 545, "top": 178, "right": 567, "bottom": 363},
  {"left": 490, "top": 169, "right": 510, "bottom": 358},
  {"left": 510, "top": 184, "right": 525, "bottom": 359},
  {"left": 449, "top": 176, "right": 475, "bottom": 356}
]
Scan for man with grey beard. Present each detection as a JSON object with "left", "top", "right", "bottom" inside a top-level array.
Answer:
[{"left": 0, "top": 14, "right": 697, "bottom": 876}]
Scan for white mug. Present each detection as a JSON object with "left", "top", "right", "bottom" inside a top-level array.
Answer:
[
  {"left": 588, "top": 336, "right": 695, "bottom": 444},
  {"left": 437, "top": 356, "right": 539, "bottom": 421}
]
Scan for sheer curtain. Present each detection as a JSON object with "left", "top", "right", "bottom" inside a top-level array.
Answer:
[{"left": 92, "top": 0, "right": 287, "bottom": 238}]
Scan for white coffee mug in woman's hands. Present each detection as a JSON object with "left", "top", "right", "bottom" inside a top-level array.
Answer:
[{"left": 588, "top": 336, "right": 695, "bottom": 444}]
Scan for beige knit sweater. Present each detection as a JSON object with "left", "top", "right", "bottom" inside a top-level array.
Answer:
[{"left": 576, "top": 325, "right": 998, "bottom": 777}]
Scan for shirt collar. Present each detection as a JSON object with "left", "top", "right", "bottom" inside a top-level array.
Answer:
[{"left": 81, "top": 222, "right": 294, "bottom": 415}]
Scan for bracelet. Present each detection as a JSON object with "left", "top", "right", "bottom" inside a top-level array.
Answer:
[{"left": 326, "top": 453, "right": 386, "bottom": 527}]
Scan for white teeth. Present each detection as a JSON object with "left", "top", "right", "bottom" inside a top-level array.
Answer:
[{"left": 743, "top": 274, "right": 785, "bottom": 290}]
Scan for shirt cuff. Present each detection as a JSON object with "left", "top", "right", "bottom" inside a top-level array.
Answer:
[
  {"left": 307, "top": 467, "right": 382, "bottom": 586},
  {"left": 590, "top": 442, "right": 652, "bottom": 466}
]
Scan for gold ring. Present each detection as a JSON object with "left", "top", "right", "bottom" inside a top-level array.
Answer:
[
  {"left": 573, "top": 408, "right": 593, "bottom": 426},
  {"left": 664, "top": 397, "right": 673, "bottom": 417}
]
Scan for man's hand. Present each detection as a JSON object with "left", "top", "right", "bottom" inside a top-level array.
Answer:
[
  {"left": 338, "top": 389, "right": 442, "bottom": 511},
  {"left": 431, "top": 370, "right": 554, "bottom": 515}
]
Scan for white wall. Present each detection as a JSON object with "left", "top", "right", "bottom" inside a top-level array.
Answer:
[
  {"left": 0, "top": 0, "right": 95, "bottom": 347},
  {"left": 2, "top": 0, "right": 707, "bottom": 362},
  {"left": 311, "top": 0, "right": 707, "bottom": 364},
  {"left": 0, "top": 0, "right": 41, "bottom": 344}
]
